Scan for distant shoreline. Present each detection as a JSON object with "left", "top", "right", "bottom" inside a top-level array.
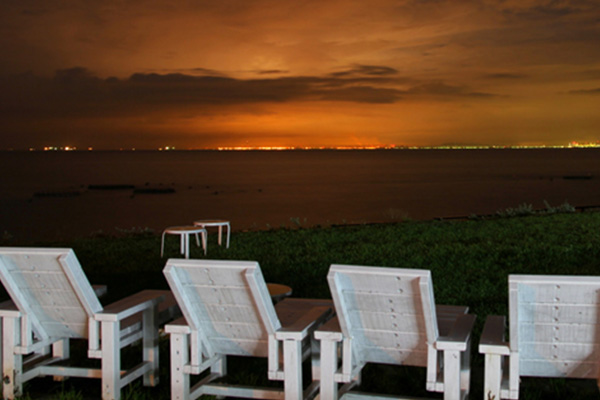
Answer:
[{"left": 3, "top": 145, "right": 600, "bottom": 152}]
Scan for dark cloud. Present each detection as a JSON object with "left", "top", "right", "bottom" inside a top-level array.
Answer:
[
  {"left": 581, "top": 69, "right": 600, "bottom": 79},
  {"left": 55, "top": 66, "right": 99, "bottom": 82},
  {"left": 183, "top": 67, "right": 226, "bottom": 76},
  {"left": 0, "top": 66, "right": 496, "bottom": 120},
  {"left": 331, "top": 64, "right": 399, "bottom": 77},
  {"left": 256, "top": 69, "right": 290, "bottom": 75},
  {"left": 484, "top": 73, "right": 529, "bottom": 79},
  {"left": 407, "top": 82, "right": 497, "bottom": 98},
  {"left": 21, "top": 8, "right": 51, "bottom": 16},
  {"left": 487, "top": 0, "right": 598, "bottom": 17},
  {"left": 569, "top": 88, "right": 600, "bottom": 95},
  {"left": 319, "top": 86, "right": 402, "bottom": 103}
]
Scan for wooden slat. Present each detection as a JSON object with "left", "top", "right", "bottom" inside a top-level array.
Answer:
[
  {"left": 512, "top": 275, "right": 600, "bottom": 285},
  {"left": 207, "top": 321, "right": 267, "bottom": 340},
  {"left": 1, "top": 251, "right": 67, "bottom": 271},
  {"left": 518, "top": 322, "right": 600, "bottom": 344},
  {"left": 341, "top": 291, "right": 421, "bottom": 313},
  {"left": 521, "top": 359, "right": 599, "bottom": 378},
  {"left": 31, "top": 320, "right": 88, "bottom": 338},
  {"left": 34, "top": 304, "right": 88, "bottom": 322},
  {"left": 520, "top": 342, "right": 599, "bottom": 362},
  {"left": 181, "top": 285, "right": 255, "bottom": 306},
  {"left": 180, "top": 295, "right": 262, "bottom": 331},
  {"left": 202, "top": 303, "right": 267, "bottom": 324},
  {"left": 210, "top": 337, "right": 269, "bottom": 357},
  {"left": 21, "top": 288, "right": 81, "bottom": 306},
  {"left": 516, "top": 281, "right": 600, "bottom": 305},
  {"left": 357, "top": 345, "right": 428, "bottom": 366},
  {"left": 352, "top": 329, "right": 426, "bottom": 350},
  {"left": 174, "top": 260, "right": 258, "bottom": 286},
  {"left": 345, "top": 309, "right": 426, "bottom": 335},
  {"left": 19, "top": 268, "right": 72, "bottom": 281},
  {"left": 517, "top": 303, "right": 599, "bottom": 324},
  {"left": 337, "top": 275, "right": 421, "bottom": 296}
]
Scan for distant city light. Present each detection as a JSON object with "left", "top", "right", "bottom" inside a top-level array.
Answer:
[
  {"left": 10, "top": 142, "right": 600, "bottom": 151},
  {"left": 42, "top": 146, "right": 77, "bottom": 151}
]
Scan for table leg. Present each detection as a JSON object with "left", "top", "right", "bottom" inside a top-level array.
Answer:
[
  {"left": 180, "top": 234, "right": 188, "bottom": 258},
  {"left": 226, "top": 223, "right": 230, "bottom": 248},
  {"left": 201, "top": 230, "right": 207, "bottom": 255}
]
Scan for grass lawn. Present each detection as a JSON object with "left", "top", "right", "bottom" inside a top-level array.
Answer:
[{"left": 2, "top": 210, "right": 600, "bottom": 399}]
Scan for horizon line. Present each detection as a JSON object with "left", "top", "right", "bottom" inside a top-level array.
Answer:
[{"left": 4, "top": 142, "right": 600, "bottom": 152}]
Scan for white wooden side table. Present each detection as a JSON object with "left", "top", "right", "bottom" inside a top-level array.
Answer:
[
  {"left": 161, "top": 226, "right": 207, "bottom": 258},
  {"left": 193, "top": 220, "right": 231, "bottom": 248}
]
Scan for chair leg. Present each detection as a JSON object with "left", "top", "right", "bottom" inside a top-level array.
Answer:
[
  {"left": 319, "top": 338, "right": 339, "bottom": 400},
  {"left": 460, "top": 339, "right": 471, "bottom": 398},
  {"left": 283, "top": 339, "right": 303, "bottom": 400},
  {"left": 484, "top": 353, "right": 502, "bottom": 400},
  {"left": 2, "top": 316, "right": 23, "bottom": 400},
  {"left": 170, "top": 332, "right": 191, "bottom": 400},
  {"left": 161, "top": 232, "right": 166, "bottom": 257},
  {"left": 101, "top": 320, "right": 121, "bottom": 400},
  {"left": 443, "top": 349, "right": 461, "bottom": 400},
  {"left": 143, "top": 305, "right": 160, "bottom": 386},
  {"left": 52, "top": 338, "right": 70, "bottom": 381}
]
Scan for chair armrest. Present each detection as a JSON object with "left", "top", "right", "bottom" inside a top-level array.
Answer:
[
  {"left": 314, "top": 317, "right": 343, "bottom": 341},
  {"left": 0, "top": 299, "right": 20, "bottom": 318},
  {"left": 313, "top": 316, "right": 361, "bottom": 383},
  {"left": 437, "top": 313, "right": 476, "bottom": 351},
  {"left": 275, "top": 305, "right": 333, "bottom": 341},
  {"left": 165, "top": 316, "right": 191, "bottom": 334},
  {"left": 479, "top": 315, "right": 510, "bottom": 356},
  {"left": 95, "top": 289, "right": 165, "bottom": 322},
  {"left": 436, "top": 304, "right": 468, "bottom": 336}
]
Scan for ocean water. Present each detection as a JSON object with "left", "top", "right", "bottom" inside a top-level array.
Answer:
[{"left": 1, "top": 149, "right": 600, "bottom": 242}]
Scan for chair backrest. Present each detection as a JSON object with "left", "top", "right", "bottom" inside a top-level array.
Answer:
[
  {"left": 328, "top": 264, "right": 439, "bottom": 367},
  {"left": 163, "top": 259, "right": 280, "bottom": 358},
  {"left": 0, "top": 248, "right": 102, "bottom": 341},
  {"left": 510, "top": 274, "right": 600, "bottom": 379}
]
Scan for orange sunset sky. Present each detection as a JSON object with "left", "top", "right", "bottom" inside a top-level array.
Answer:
[{"left": 1, "top": 0, "right": 599, "bottom": 149}]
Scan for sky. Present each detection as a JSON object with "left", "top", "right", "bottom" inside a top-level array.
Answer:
[{"left": 1, "top": 0, "right": 599, "bottom": 150}]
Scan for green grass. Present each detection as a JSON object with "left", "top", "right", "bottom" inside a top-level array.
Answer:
[{"left": 3, "top": 211, "right": 600, "bottom": 399}]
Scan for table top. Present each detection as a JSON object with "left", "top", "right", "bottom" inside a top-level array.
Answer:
[
  {"left": 266, "top": 283, "right": 292, "bottom": 303},
  {"left": 164, "top": 226, "right": 207, "bottom": 233},
  {"left": 194, "top": 220, "right": 230, "bottom": 226}
]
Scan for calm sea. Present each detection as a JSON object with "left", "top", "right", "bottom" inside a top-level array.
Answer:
[{"left": 2, "top": 149, "right": 600, "bottom": 242}]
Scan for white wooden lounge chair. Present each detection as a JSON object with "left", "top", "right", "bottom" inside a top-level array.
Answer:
[
  {"left": 163, "top": 259, "right": 333, "bottom": 400},
  {"left": 315, "top": 264, "right": 476, "bottom": 400},
  {"left": 0, "top": 247, "right": 167, "bottom": 400},
  {"left": 479, "top": 274, "right": 600, "bottom": 400}
]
